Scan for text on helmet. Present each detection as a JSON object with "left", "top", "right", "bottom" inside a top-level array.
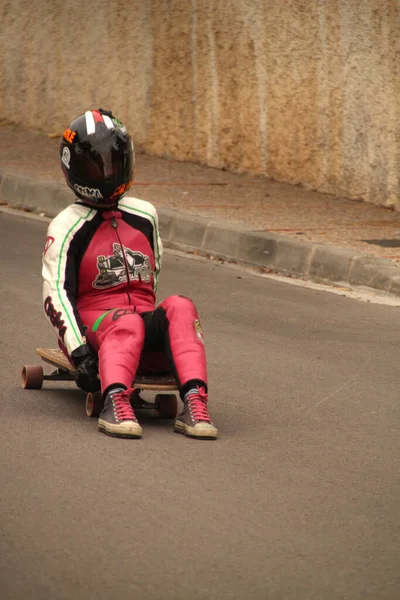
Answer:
[
  {"left": 110, "top": 179, "right": 133, "bottom": 200},
  {"left": 63, "top": 129, "right": 76, "bottom": 144},
  {"left": 73, "top": 185, "right": 103, "bottom": 199}
]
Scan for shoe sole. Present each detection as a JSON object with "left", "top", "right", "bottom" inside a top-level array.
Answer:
[
  {"left": 174, "top": 421, "right": 218, "bottom": 440},
  {"left": 98, "top": 420, "right": 142, "bottom": 439}
]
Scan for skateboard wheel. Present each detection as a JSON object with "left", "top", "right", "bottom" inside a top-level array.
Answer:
[
  {"left": 21, "top": 365, "right": 44, "bottom": 389},
  {"left": 85, "top": 392, "right": 104, "bottom": 418},
  {"left": 155, "top": 394, "right": 178, "bottom": 419}
]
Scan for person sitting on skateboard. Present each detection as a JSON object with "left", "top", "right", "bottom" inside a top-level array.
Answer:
[{"left": 42, "top": 108, "right": 218, "bottom": 440}]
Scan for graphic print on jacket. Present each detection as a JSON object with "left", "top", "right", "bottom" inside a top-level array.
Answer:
[
  {"left": 94, "top": 243, "right": 152, "bottom": 289},
  {"left": 78, "top": 215, "right": 156, "bottom": 311}
]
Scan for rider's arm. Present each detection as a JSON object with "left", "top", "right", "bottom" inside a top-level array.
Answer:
[{"left": 41, "top": 211, "right": 87, "bottom": 356}]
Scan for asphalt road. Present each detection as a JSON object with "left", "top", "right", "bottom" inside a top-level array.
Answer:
[{"left": 1, "top": 211, "right": 400, "bottom": 600}]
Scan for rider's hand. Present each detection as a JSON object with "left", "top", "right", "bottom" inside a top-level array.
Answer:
[{"left": 71, "top": 344, "right": 100, "bottom": 393}]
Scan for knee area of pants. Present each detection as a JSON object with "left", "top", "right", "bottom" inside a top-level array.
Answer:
[{"left": 164, "top": 294, "right": 195, "bottom": 313}]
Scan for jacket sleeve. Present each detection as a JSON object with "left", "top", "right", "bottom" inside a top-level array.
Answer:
[{"left": 42, "top": 215, "right": 86, "bottom": 356}]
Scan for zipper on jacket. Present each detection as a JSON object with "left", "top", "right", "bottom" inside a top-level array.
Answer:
[{"left": 111, "top": 216, "right": 132, "bottom": 305}]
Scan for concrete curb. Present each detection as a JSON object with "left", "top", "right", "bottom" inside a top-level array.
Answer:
[{"left": 1, "top": 169, "right": 400, "bottom": 297}]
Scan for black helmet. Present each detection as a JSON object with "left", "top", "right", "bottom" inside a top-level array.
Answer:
[{"left": 60, "top": 108, "right": 135, "bottom": 207}]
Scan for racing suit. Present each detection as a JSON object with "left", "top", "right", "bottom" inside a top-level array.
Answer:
[{"left": 42, "top": 196, "right": 207, "bottom": 396}]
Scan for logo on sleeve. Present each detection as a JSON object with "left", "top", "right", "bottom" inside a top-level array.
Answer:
[
  {"left": 44, "top": 296, "right": 67, "bottom": 341},
  {"left": 194, "top": 319, "right": 204, "bottom": 343},
  {"left": 43, "top": 236, "right": 55, "bottom": 256}
]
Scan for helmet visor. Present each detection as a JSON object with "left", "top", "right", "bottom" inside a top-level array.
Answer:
[{"left": 76, "top": 144, "right": 133, "bottom": 184}]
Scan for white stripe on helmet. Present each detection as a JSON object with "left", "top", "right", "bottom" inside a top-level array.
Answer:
[
  {"left": 102, "top": 115, "right": 114, "bottom": 129},
  {"left": 85, "top": 111, "right": 96, "bottom": 135}
]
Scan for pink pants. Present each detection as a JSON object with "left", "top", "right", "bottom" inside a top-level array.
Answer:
[{"left": 80, "top": 295, "right": 207, "bottom": 397}]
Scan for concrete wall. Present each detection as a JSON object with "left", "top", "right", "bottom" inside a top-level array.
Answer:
[{"left": 0, "top": 0, "right": 399, "bottom": 208}]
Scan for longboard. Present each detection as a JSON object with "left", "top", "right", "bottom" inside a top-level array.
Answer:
[{"left": 21, "top": 347, "right": 178, "bottom": 418}]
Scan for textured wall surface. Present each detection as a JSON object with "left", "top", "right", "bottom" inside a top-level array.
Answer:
[{"left": 0, "top": 0, "right": 399, "bottom": 207}]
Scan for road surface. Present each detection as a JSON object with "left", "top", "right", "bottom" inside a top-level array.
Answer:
[{"left": 1, "top": 211, "right": 399, "bottom": 600}]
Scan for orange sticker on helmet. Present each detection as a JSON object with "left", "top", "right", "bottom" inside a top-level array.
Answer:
[
  {"left": 111, "top": 179, "right": 133, "bottom": 200},
  {"left": 63, "top": 128, "right": 76, "bottom": 144}
]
